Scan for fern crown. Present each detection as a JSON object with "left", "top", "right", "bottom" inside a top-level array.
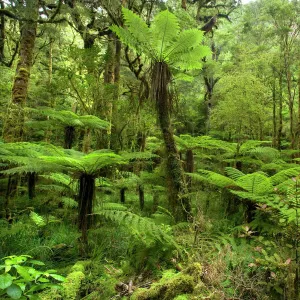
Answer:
[{"left": 111, "top": 8, "right": 211, "bottom": 70}]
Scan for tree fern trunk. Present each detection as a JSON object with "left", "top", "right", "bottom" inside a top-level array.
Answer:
[
  {"left": 277, "top": 72, "right": 283, "bottom": 150},
  {"left": 139, "top": 185, "right": 144, "bottom": 211},
  {"left": 2, "top": 1, "right": 38, "bottom": 142},
  {"left": 78, "top": 173, "right": 95, "bottom": 248},
  {"left": 151, "top": 62, "right": 191, "bottom": 222},
  {"left": 0, "top": 0, "right": 5, "bottom": 62},
  {"left": 28, "top": 172, "right": 36, "bottom": 200},
  {"left": 64, "top": 126, "right": 75, "bottom": 149},
  {"left": 120, "top": 187, "right": 126, "bottom": 203}
]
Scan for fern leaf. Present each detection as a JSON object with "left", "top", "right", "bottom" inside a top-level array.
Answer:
[
  {"left": 225, "top": 167, "right": 245, "bottom": 180},
  {"left": 270, "top": 168, "right": 300, "bottom": 185},
  {"left": 167, "top": 29, "right": 207, "bottom": 60},
  {"left": 61, "top": 197, "right": 78, "bottom": 208},
  {"left": 118, "top": 8, "right": 151, "bottom": 54},
  {"left": 94, "top": 210, "right": 180, "bottom": 251},
  {"left": 30, "top": 212, "right": 46, "bottom": 227},
  {"left": 150, "top": 10, "right": 179, "bottom": 60},
  {"left": 78, "top": 115, "right": 109, "bottom": 130},
  {"left": 236, "top": 173, "right": 273, "bottom": 195},
  {"left": 190, "top": 170, "right": 237, "bottom": 188}
]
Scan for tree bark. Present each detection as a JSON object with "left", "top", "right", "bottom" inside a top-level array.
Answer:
[
  {"left": 78, "top": 173, "right": 95, "bottom": 250},
  {"left": 2, "top": 1, "right": 38, "bottom": 142},
  {"left": 277, "top": 72, "right": 283, "bottom": 150},
  {"left": 0, "top": 0, "right": 5, "bottom": 62},
  {"left": 272, "top": 76, "right": 277, "bottom": 148},
  {"left": 152, "top": 62, "right": 191, "bottom": 222}
]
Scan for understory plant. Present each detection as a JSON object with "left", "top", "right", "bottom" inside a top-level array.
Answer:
[{"left": 0, "top": 255, "right": 65, "bottom": 299}]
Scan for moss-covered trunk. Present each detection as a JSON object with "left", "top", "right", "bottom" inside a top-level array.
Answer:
[
  {"left": 152, "top": 62, "right": 191, "bottom": 221},
  {"left": 2, "top": 1, "right": 38, "bottom": 142},
  {"left": 78, "top": 173, "right": 95, "bottom": 247}
]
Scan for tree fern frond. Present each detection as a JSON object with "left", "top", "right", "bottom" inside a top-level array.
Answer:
[
  {"left": 246, "top": 146, "right": 280, "bottom": 162},
  {"left": 239, "top": 140, "right": 271, "bottom": 154},
  {"left": 78, "top": 115, "right": 109, "bottom": 129},
  {"left": 225, "top": 167, "right": 245, "bottom": 180},
  {"left": 1, "top": 163, "right": 57, "bottom": 175},
  {"left": 166, "top": 29, "right": 207, "bottom": 59},
  {"left": 28, "top": 107, "right": 83, "bottom": 127},
  {"left": 121, "top": 151, "right": 159, "bottom": 161},
  {"left": 40, "top": 173, "right": 74, "bottom": 191},
  {"left": 189, "top": 171, "right": 236, "bottom": 188},
  {"left": 270, "top": 168, "right": 300, "bottom": 185},
  {"left": 235, "top": 173, "right": 272, "bottom": 195},
  {"left": 111, "top": 25, "right": 142, "bottom": 54},
  {"left": 171, "top": 45, "right": 211, "bottom": 70},
  {"left": 150, "top": 10, "right": 179, "bottom": 60},
  {"left": 119, "top": 8, "right": 151, "bottom": 54}
]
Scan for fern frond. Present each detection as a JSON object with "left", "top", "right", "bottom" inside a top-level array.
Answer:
[
  {"left": 172, "top": 45, "right": 211, "bottom": 70},
  {"left": 225, "top": 167, "right": 245, "bottom": 180},
  {"left": 189, "top": 171, "right": 236, "bottom": 188},
  {"left": 167, "top": 29, "right": 207, "bottom": 59},
  {"left": 78, "top": 115, "right": 109, "bottom": 129},
  {"left": 97, "top": 202, "right": 128, "bottom": 211},
  {"left": 270, "top": 168, "right": 300, "bottom": 185},
  {"left": 114, "top": 8, "right": 151, "bottom": 55},
  {"left": 239, "top": 140, "right": 271, "bottom": 154},
  {"left": 30, "top": 211, "right": 46, "bottom": 227},
  {"left": 246, "top": 146, "right": 280, "bottom": 162},
  {"left": 150, "top": 10, "right": 179, "bottom": 60},
  {"left": 235, "top": 173, "right": 272, "bottom": 195},
  {"left": 94, "top": 210, "right": 180, "bottom": 251},
  {"left": 40, "top": 173, "right": 75, "bottom": 192},
  {"left": 61, "top": 197, "right": 78, "bottom": 208}
]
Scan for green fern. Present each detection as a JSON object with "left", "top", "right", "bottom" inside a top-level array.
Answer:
[
  {"left": 94, "top": 209, "right": 180, "bottom": 251},
  {"left": 61, "top": 197, "right": 78, "bottom": 208},
  {"left": 28, "top": 107, "right": 109, "bottom": 129},
  {"left": 112, "top": 8, "right": 210, "bottom": 72},
  {"left": 29, "top": 211, "right": 46, "bottom": 227}
]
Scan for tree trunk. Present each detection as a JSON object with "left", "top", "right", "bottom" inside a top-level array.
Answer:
[
  {"left": 152, "top": 62, "right": 191, "bottom": 221},
  {"left": 0, "top": 0, "right": 5, "bottom": 63},
  {"left": 64, "top": 126, "right": 75, "bottom": 149},
  {"left": 2, "top": 1, "right": 39, "bottom": 142},
  {"left": 185, "top": 149, "right": 194, "bottom": 191},
  {"left": 277, "top": 73, "right": 283, "bottom": 150},
  {"left": 297, "top": 71, "right": 300, "bottom": 149},
  {"left": 28, "top": 172, "right": 36, "bottom": 200},
  {"left": 78, "top": 173, "right": 95, "bottom": 248},
  {"left": 272, "top": 76, "right": 277, "bottom": 148},
  {"left": 139, "top": 185, "right": 145, "bottom": 211},
  {"left": 120, "top": 187, "right": 126, "bottom": 203}
]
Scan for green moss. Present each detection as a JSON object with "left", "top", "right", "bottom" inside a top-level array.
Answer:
[
  {"left": 39, "top": 288, "right": 62, "bottom": 300},
  {"left": 62, "top": 262, "right": 86, "bottom": 300},
  {"left": 131, "top": 270, "right": 195, "bottom": 300}
]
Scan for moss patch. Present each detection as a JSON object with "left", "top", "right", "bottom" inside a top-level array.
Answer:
[
  {"left": 62, "top": 262, "right": 86, "bottom": 300},
  {"left": 131, "top": 270, "right": 194, "bottom": 300}
]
